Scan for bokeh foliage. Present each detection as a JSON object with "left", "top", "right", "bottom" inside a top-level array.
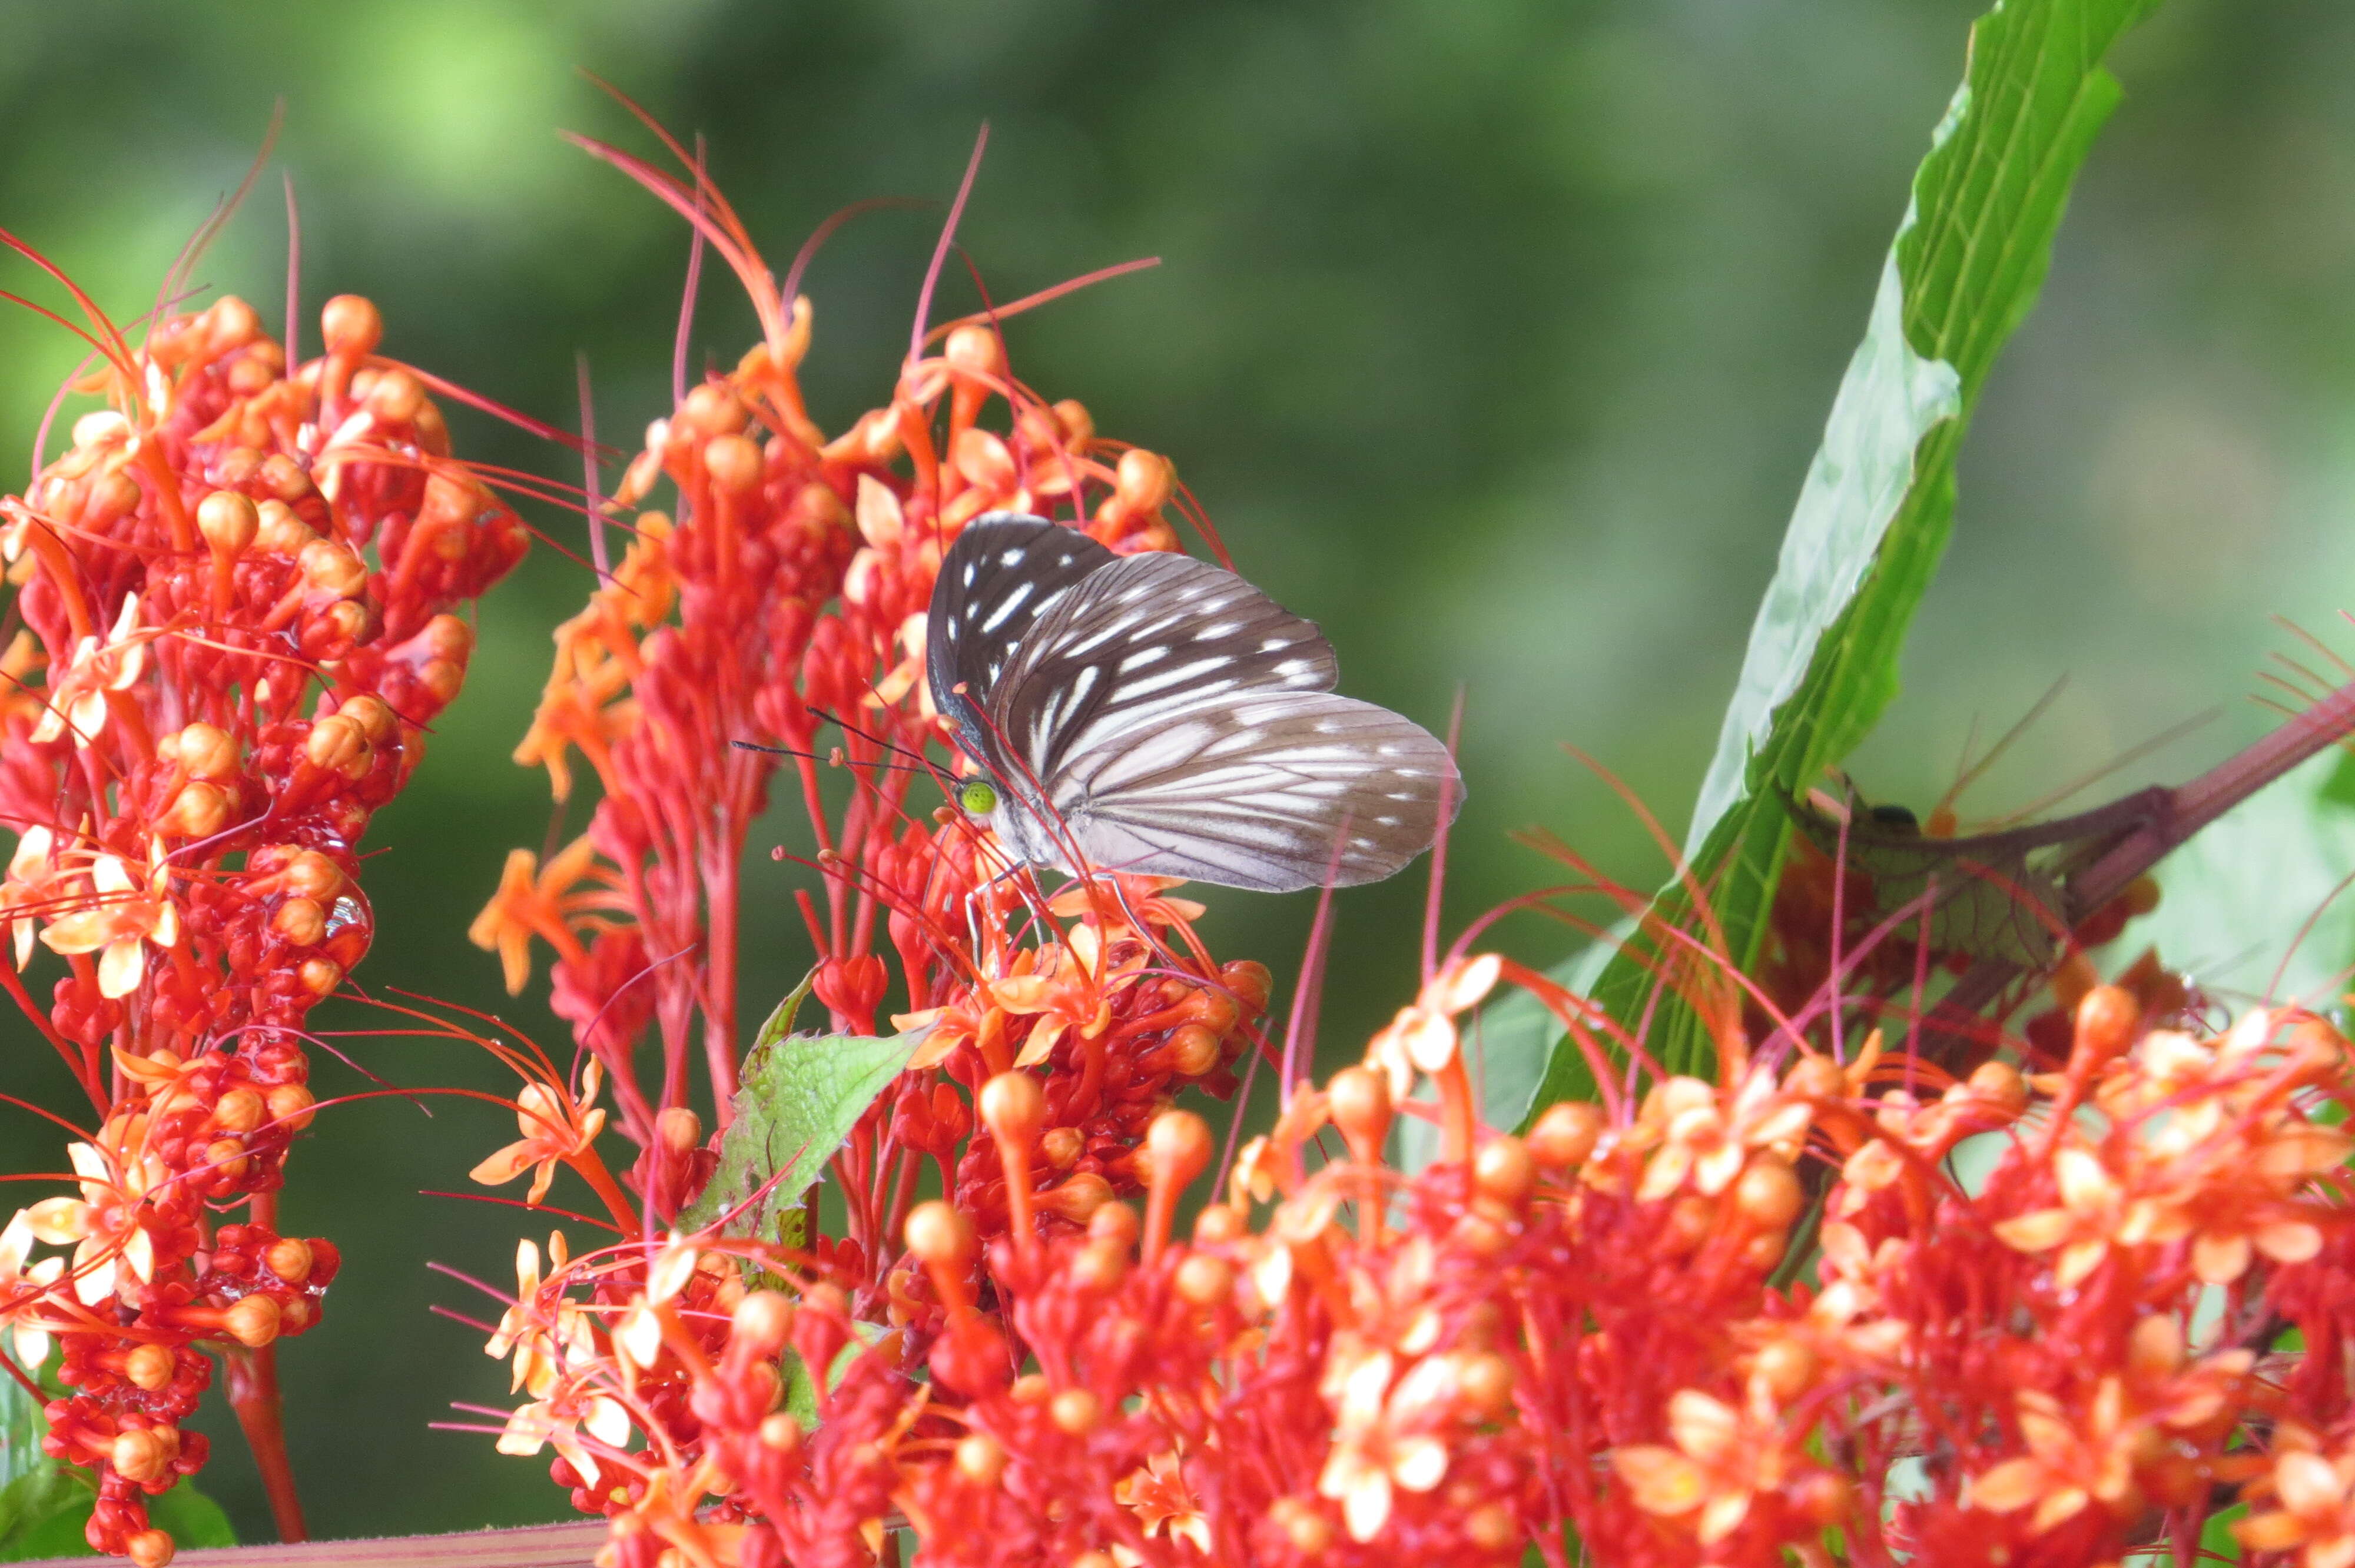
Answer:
[{"left": 3, "top": 0, "right": 2354, "bottom": 1540}]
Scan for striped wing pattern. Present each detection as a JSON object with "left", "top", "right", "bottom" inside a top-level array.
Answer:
[{"left": 925, "top": 511, "right": 1460, "bottom": 893}]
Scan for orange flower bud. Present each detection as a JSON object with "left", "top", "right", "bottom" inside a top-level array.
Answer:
[
  {"left": 1527, "top": 1101, "right": 1602, "bottom": 1171},
  {"left": 265, "top": 1238, "right": 314, "bottom": 1283},
  {"left": 300, "top": 538, "right": 367, "bottom": 597},
  {"left": 196, "top": 490, "right": 258, "bottom": 556},
  {"left": 1037, "top": 1172, "right": 1113, "bottom": 1224},
  {"left": 704, "top": 435, "right": 764, "bottom": 496},
  {"left": 657, "top": 1105, "right": 703, "bottom": 1153},
  {"left": 266, "top": 1083, "right": 316, "bottom": 1131},
  {"left": 257, "top": 453, "right": 313, "bottom": 501},
  {"left": 363, "top": 368, "right": 424, "bottom": 423},
  {"left": 338, "top": 694, "right": 397, "bottom": 743},
  {"left": 1474, "top": 1135, "right": 1537, "bottom": 1207},
  {"left": 1145, "top": 1109, "right": 1212, "bottom": 1194},
  {"left": 321, "top": 294, "right": 383, "bottom": 357},
  {"left": 1734, "top": 1155, "right": 1803, "bottom": 1230},
  {"left": 203, "top": 1139, "right": 249, "bottom": 1184},
  {"left": 253, "top": 499, "right": 315, "bottom": 555},
  {"left": 1052, "top": 398, "right": 1094, "bottom": 449},
  {"left": 1163, "top": 1024, "right": 1221, "bottom": 1078},
  {"left": 944, "top": 324, "right": 1004, "bottom": 378},
  {"left": 732, "top": 1290, "right": 793, "bottom": 1357},
  {"left": 211, "top": 1087, "right": 266, "bottom": 1133},
  {"left": 1113, "top": 448, "right": 1174, "bottom": 515},
  {"left": 905, "top": 1201, "right": 975, "bottom": 1267},
  {"left": 980, "top": 1072, "right": 1046, "bottom": 1152},
  {"left": 1175, "top": 1253, "right": 1233, "bottom": 1306},
  {"left": 758, "top": 1413, "right": 802, "bottom": 1453},
  {"left": 1220, "top": 959, "right": 1273, "bottom": 1015},
  {"left": 953, "top": 1433, "right": 1006, "bottom": 1486},
  {"left": 223, "top": 1294, "right": 281, "bottom": 1348},
  {"left": 1039, "top": 1126, "right": 1083, "bottom": 1170},
  {"left": 122, "top": 1343, "right": 174, "bottom": 1392},
  {"left": 298, "top": 956, "right": 343, "bottom": 996},
  {"left": 417, "top": 659, "right": 467, "bottom": 707},
  {"left": 205, "top": 296, "right": 261, "bottom": 353},
  {"left": 125, "top": 1530, "right": 175, "bottom": 1568},
  {"left": 170, "top": 722, "right": 240, "bottom": 781},
  {"left": 1049, "top": 1387, "right": 1099, "bottom": 1433},
  {"left": 304, "top": 715, "right": 369, "bottom": 774},
  {"left": 2071, "top": 985, "right": 2140, "bottom": 1073},
  {"left": 1328, "top": 1065, "right": 1392, "bottom": 1157},
  {"left": 1090, "top": 1202, "right": 1139, "bottom": 1248},
  {"left": 420, "top": 612, "right": 475, "bottom": 662},
  {"left": 156, "top": 781, "right": 230, "bottom": 839},
  {"left": 1193, "top": 1203, "right": 1245, "bottom": 1244},
  {"left": 84, "top": 469, "right": 141, "bottom": 526},
  {"left": 680, "top": 384, "right": 749, "bottom": 436}
]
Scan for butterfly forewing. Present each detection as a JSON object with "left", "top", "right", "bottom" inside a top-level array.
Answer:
[
  {"left": 926, "top": 514, "right": 1114, "bottom": 768},
  {"left": 925, "top": 511, "right": 1461, "bottom": 893},
  {"left": 991, "top": 549, "right": 1339, "bottom": 786}
]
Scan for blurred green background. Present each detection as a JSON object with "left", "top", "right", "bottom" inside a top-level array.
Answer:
[{"left": 4, "top": 0, "right": 2352, "bottom": 1542}]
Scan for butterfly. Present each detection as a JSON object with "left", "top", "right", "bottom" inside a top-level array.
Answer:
[{"left": 925, "top": 513, "right": 1462, "bottom": 893}]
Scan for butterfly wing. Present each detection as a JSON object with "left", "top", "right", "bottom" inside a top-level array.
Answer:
[
  {"left": 989, "top": 550, "right": 1458, "bottom": 892},
  {"left": 926, "top": 513, "right": 1115, "bottom": 772}
]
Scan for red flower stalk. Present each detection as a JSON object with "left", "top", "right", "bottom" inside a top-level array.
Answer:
[{"left": 0, "top": 239, "right": 534, "bottom": 1560}]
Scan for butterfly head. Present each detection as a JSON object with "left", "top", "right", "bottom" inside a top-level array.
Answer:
[{"left": 956, "top": 778, "right": 1001, "bottom": 820}]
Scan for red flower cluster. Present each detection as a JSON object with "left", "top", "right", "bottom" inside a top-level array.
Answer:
[{"left": 0, "top": 251, "right": 530, "bottom": 1561}]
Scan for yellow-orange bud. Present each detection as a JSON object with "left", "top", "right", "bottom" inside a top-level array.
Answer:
[
  {"left": 122, "top": 1343, "right": 174, "bottom": 1392},
  {"left": 1527, "top": 1101, "right": 1603, "bottom": 1171},
  {"left": 363, "top": 369, "right": 424, "bottom": 424},
  {"left": 157, "top": 781, "right": 230, "bottom": 840},
  {"left": 211, "top": 1087, "right": 266, "bottom": 1134},
  {"left": 339, "top": 694, "right": 397, "bottom": 743},
  {"left": 1114, "top": 448, "right": 1175, "bottom": 514},
  {"left": 904, "top": 1201, "right": 975, "bottom": 1267},
  {"left": 1037, "top": 1172, "right": 1113, "bottom": 1225},
  {"left": 953, "top": 1432, "right": 1005, "bottom": 1485},
  {"left": 169, "top": 722, "right": 240, "bottom": 782},
  {"left": 704, "top": 434, "right": 764, "bottom": 496},
  {"left": 1473, "top": 1135, "right": 1537, "bottom": 1207},
  {"left": 253, "top": 499, "right": 314, "bottom": 555},
  {"left": 125, "top": 1529, "right": 175, "bottom": 1568},
  {"left": 1145, "top": 1109, "right": 1212, "bottom": 1194},
  {"left": 266, "top": 1083, "right": 316, "bottom": 1131},
  {"left": 1163, "top": 1023, "right": 1220, "bottom": 1078},
  {"left": 1049, "top": 1387, "right": 1099, "bottom": 1434},
  {"left": 944, "top": 324, "right": 1004, "bottom": 378},
  {"left": 298, "top": 957, "right": 343, "bottom": 996},
  {"left": 300, "top": 538, "right": 367, "bottom": 598},
  {"left": 1174, "top": 1253, "right": 1233, "bottom": 1306},
  {"left": 304, "top": 715, "right": 369, "bottom": 773},
  {"left": 321, "top": 295, "right": 383, "bottom": 357},
  {"left": 223, "top": 1294, "right": 281, "bottom": 1348},
  {"left": 980, "top": 1072, "right": 1045, "bottom": 1151},
  {"left": 732, "top": 1290, "right": 793, "bottom": 1357},
  {"left": 1734, "top": 1156, "right": 1803, "bottom": 1230},
  {"left": 264, "top": 1238, "right": 314, "bottom": 1283},
  {"left": 196, "top": 490, "right": 258, "bottom": 556}
]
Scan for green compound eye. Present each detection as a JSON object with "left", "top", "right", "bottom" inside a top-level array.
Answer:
[{"left": 958, "top": 779, "right": 1000, "bottom": 817}]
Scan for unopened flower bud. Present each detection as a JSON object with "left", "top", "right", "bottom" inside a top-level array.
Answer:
[
  {"left": 211, "top": 1087, "right": 266, "bottom": 1133},
  {"left": 253, "top": 499, "right": 314, "bottom": 554},
  {"left": 170, "top": 722, "right": 239, "bottom": 782},
  {"left": 196, "top": 490, "right": 258, "bottom": 556},
  {"left": 1175, "top": 1253, "right": 1233, "bottom": 1306},
  {"left": 1734, "top": 1155, "right": 1803, "bottom": 1230},
  {"left": 1473, "top": 1135, "right": 1536, "bottom": 1207},
  {"left": 944, "top": 324, "right": 1005, "bottom": 378},
  {"left": 157, "top": 781, "right": 230, "bottom": 839},
  {"left": 224, "top": 1293, "right": 281, "bottom": 1347},
  {"left": 704, "top": 434, "right": 764, "bottom": 496},
  {"left": 1162, "top": 1023, "right": 1220, "bottom": 1077},
  {"left": 125, "top": 1529, "right": 175, "bottom": 1568},
  {"left": 299, "top": 538, "right": 367, "bottom": 598},
  {"left": 122, "top": 1343, "right": 174, "bottom": 1391},
  {"left": 953, "top": 1431, "right": 1005, "bottom": 1485},
  {"left": 1049, "top": 1387, "right": 1099, "bottom": 1434},
  {"left": 1089, "top": 1202, "right": 1139, "bottom": 1250},
  {"left": 205, "top": 296, "right": 261, "bottom": 353},
  {"left": 1527, "top": 1102, "right": 1603, "bottom": 1170},
  {"left": 2071, "top": 985, "right": 2140, "bottom": 1073},
  {"left": 732, "top": 1290, "right": 793, "bottom": 1357},
  {"left": 904, "top": 1201, "right": 976, "bottom": 1267},
  {"left": 321, "top": 294, "right": 382, "bottom": 357},
  {"left": 1039, "top": 1126, "right": 1083, "bottom": 1170},
  {"left": 1037, "top": 1172, "right": 1113, "bottom": 1224},
  {"left": 980, "top": 1072, "right": 1045, "bottom": 1152},
  {"left": 266, "top": 1083, "right": 316, "bottom": 1131},
  {"left": 1052, "top": 398, "right": 1094, "bottom": 449},
  {"left": 420, "top": 613, "right": 474, "bottom": 662},
  {"left": 657, "top": 1105, "right": 703, "bottom": 1154},
  {"left": 204, "top": 1140, "right": 249, "bottom": 1183},
  {"left": 84, "top": 469, "right": 141, "bottom": 526},
  {"left": 758, "top": 1413, "right": 802, "bottom": 1452},
  {"left": 1113, "top": 448, "right": 1175, "bottom": 515},
  {"left": 304, "top": 715, "right": 368, "bottom": 773},
  {"left": 1146, "top": 1109, "right": 1212, "bottom": 1193},
  {"left": 363, "top": 368, "right": 424, "bottom": 423},
  {"left": 338, "top": 694, "right": 396, "bottom": 743},
  {"left": 298, "top": 957, "right": 342, "bottom": 996}
]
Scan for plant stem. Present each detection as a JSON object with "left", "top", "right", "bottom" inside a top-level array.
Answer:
[{"left": 225, "top": 1195, "right": 306, "bottom": 1543}]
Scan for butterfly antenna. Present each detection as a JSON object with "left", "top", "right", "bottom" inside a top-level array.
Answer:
[
  {"left": 1421, "top": 687, "right": 1465, "bottom": 983},
  {"left": 1981, "top": 706, "right": 2219, "bottom": 830},
  {"left": 732, "top": 738, "right": 934, "bottom": 775},
  {"left": 910, "top": 124, "right": 989, "bottom": 368},
  {"left": 1933, "top": 676, "right": 2068, "bottom": 826}
]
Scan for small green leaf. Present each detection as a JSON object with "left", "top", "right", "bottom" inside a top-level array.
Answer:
[
  {"left": 679, "top": 999, "right": 928, "bottom": 1241},
  {"left": 1520, "top": 0, "right": 2165, "bottom": 1116}
]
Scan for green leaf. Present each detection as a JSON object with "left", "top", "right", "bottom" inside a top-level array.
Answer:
[
  {"left": 2133, "top": 752, "right": 2355, "bottom": 1013},
  {"left": 1517, "top": 0, "right": 2164, "bottom": 1120},
  {"left": 679, "top": 983, "right": 926, "bottom": 1241}
]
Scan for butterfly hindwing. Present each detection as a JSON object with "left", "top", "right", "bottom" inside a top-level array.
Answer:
[
  {"left": 1057, "top": 690, "right": 1460, "bottom": 891},
  {"left": 927, "top": 514, "right": 1115, "bottom": 767}
]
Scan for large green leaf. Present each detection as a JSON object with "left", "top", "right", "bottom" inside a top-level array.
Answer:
[
  {"left": 1514, "top": 0, "right": 2164, "bottom": 1123},
  {"left": 679, "top": 977, "right": 926, "bottom": 1242}
]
